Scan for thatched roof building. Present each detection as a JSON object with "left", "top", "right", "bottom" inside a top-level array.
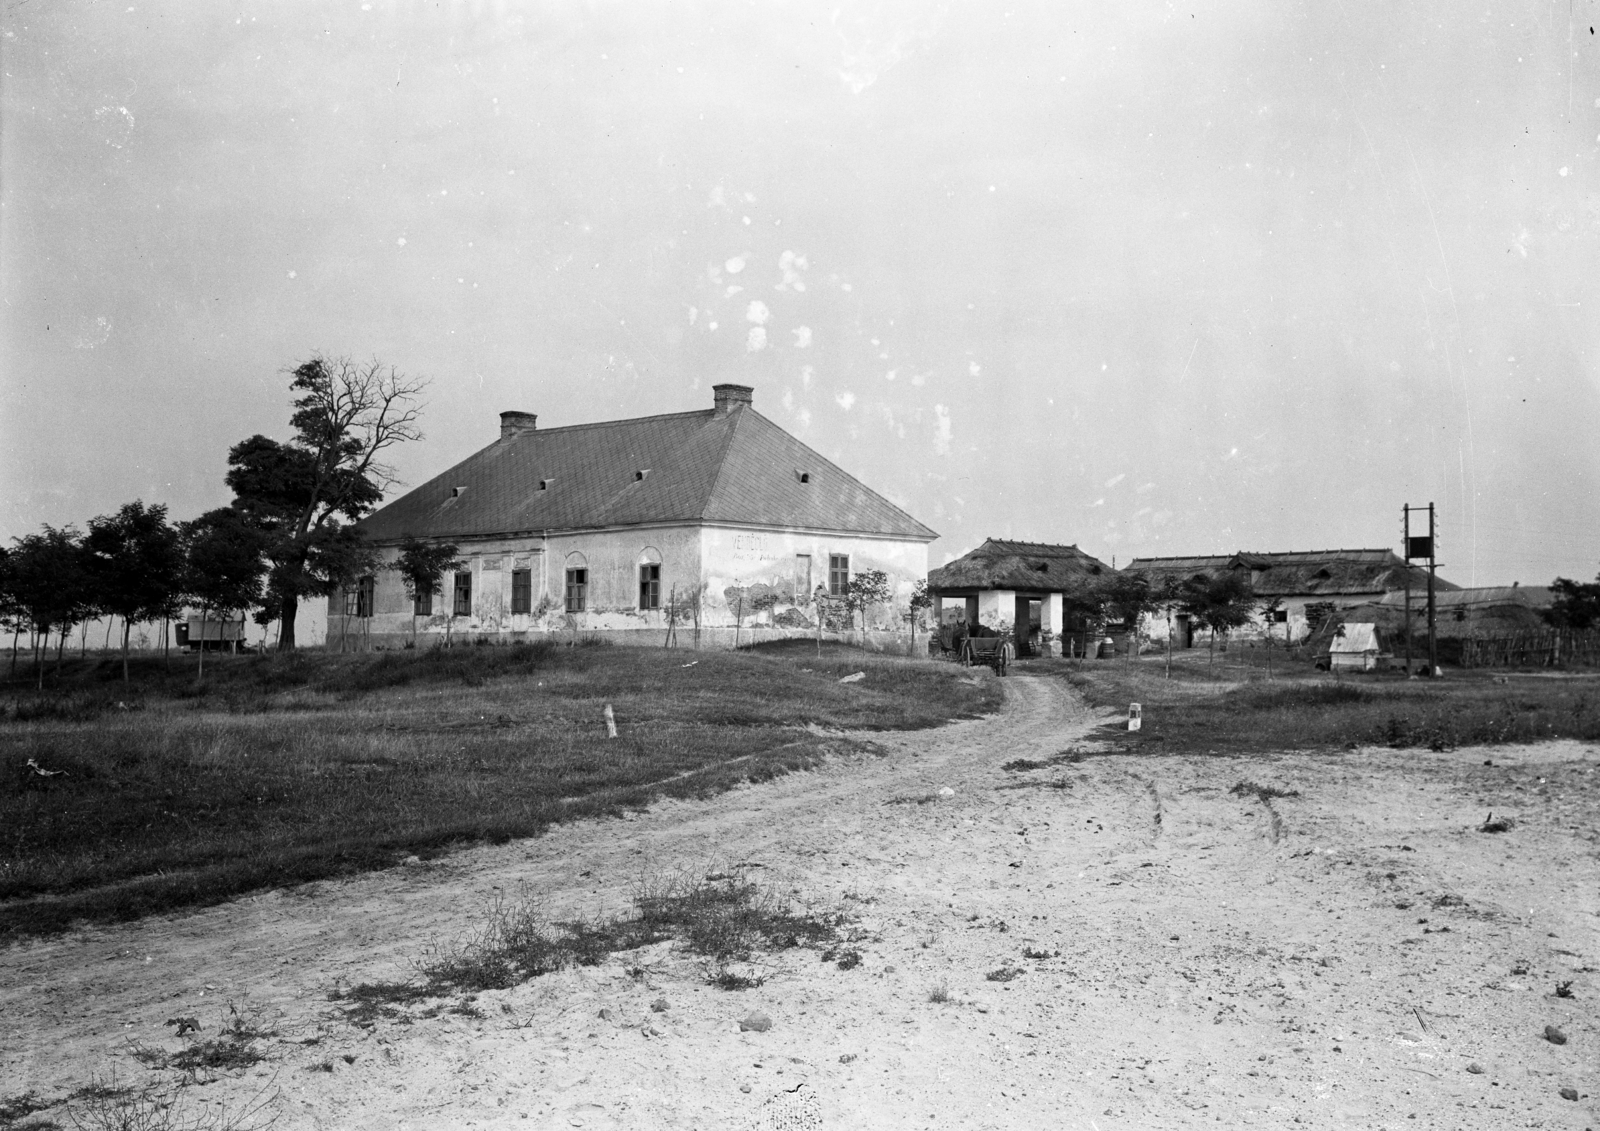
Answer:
[
  {"left": 1124, "top": 548, "right": 1459, "bottom": 649},
  {"left": 926, "top": 538, "right": 1109, "bottom": 594},
  {"left": 925, "top": 539, "right": 1112, "bottom": 656},
  {"left": 1123, "top": 549, "right": 1452, "bottom": 599}
]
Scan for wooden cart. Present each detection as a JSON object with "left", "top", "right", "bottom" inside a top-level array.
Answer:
[{"left": 961, "top": 633, "right": 1012, "bottom": 675}]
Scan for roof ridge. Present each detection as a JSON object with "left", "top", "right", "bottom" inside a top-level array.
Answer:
[
  {"left": 507, "top": 408, "right": 711, "bottom": 437},
  {"left": 697, "top": 407, "right": 745, "bottom": 521}
]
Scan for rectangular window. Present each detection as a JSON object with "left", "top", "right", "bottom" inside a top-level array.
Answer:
[
  {"left": 511, "top": 569, "right": 533, "bottom": 615},
  {"left": 795, "top": 554, "right": 812, "bottom": 600},
  {"left": 345, "top": 576, "right": 375, "bottom": 618},
  {"left": 453, "top": 571, "right": 472, "bottom": 617},
  {"left": 639, "top": 564, "right": 661, "bottom": 610},
  {"left": 565, "top": 568, "right": 587, "bottom": 613},
  {"left": 414, "top": 588, "right": 433, "bottom": 617},
  {"left": 829, "top": 553, "right": 850, "bottom": 597}
]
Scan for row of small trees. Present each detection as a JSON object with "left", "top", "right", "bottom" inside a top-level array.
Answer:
[
  {"left": 1, "top": 356, "right": 431, "bottom": 685},
  {"left": 0, "top": 504, "right": 276, "bottom": 686}
]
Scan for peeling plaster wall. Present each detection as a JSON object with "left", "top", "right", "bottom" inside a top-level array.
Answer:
[
  {"left": 699, "top": 525, "right": 929, "bottom": 632},
  {"left": 326, "top": 524, "right": 928, "bottom": 648}
]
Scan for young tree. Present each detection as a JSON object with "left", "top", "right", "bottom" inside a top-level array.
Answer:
[
  {"left": 907, "top": 579, "right": 934, "bottom": 652},
  {"left": 322, "top": 533, "right": 380, "bottom": 653},
  {"left": 722, "top": 585, "right": 748, "bottom": 648},
  {"left": 225, "top": 355, "right": 425, "bottom": 649},
  {"left": 1095, "top": 572, "right": 1163, "bottom": 663},
  {"left": 845, "top": 569, "right": 892, "bottom": 635},
  {"left": 84, "top": 501, "right": 184, "bottom": 683},
  {"left": 1259, "top": 596, "right": 1286, "bottom": 680},
  {"left": 7, "top": 525, "right": 93, "bottom": 688},
  {"left": 388, "top": 535, "right": 461, "bottom": 646},
  {"left": 747, "top": 583, "right": 780, "bottom": 626},
  {"left": 0, "top": 544, "right": 17, "bottom": 678},
  {"left": 182, "top": 508, "right": 270, "bottom": 680},
  {"left": 1180, "top": 570, "right": 1257, "bottom": 665}
]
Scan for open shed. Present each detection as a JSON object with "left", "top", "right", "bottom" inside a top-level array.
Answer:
[{"left": 925, "top": 538, "right": 1110, "bottom": 656}]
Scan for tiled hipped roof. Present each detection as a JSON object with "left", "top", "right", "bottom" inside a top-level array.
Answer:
[{"left": 357, "top": 401, "right": 936, "bottom": 542}]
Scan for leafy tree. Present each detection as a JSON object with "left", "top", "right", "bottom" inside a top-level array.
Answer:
[
  {"left": 1096, "top": 572, "right": 1164, "bottom": 662},
  {"left": 1545, "top": 573, "right": 1600, "bottom": 631},
  {"left": 84, "top": 501, "right": 184, "bottom": 683},
  {"left": 389, "top": 536, "right": 461, "bottom": 646},
  {"left": 182, "top": 508, "right": 270, "bottom": 680},
  {"left": 0, "top": 544, "right": 16, "bottom": 678},
  {"left": 7, "top": 525, "right": 94, "bottom": 688},
  {"left": 1180, "top": 569, "right": 1256, "bottom": 665},
  {"left": 845, "top": 569, "right": 892, "bottom": 632},
  {"left": 907, "top": 579, "right": 934, "bottom": 649},
  {"left": 225, "top": 355, "right": 425, "bottom": 649},
  {"left": 325, "top": 536, "right": 381, "bottom": 653}
]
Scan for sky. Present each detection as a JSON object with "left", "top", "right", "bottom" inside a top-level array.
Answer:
[{"left": 3, "top": 0, "right": 1598, "bottom": 588}]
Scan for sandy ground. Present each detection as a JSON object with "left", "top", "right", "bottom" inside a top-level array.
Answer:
[{"left": 2, "top": 672, "right": 1597, "bottom": 1130}]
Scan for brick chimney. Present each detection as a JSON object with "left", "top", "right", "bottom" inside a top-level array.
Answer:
[
  {"left": 499, "top": 411, "right": 537, "bottom": 440},
  {"left": 712, "top": 384, "right": 753, "bottom": 417}
]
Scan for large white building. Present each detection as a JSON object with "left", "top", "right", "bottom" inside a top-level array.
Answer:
[{"left": 330, "top": 384, "right": 936, "bottom": 648}]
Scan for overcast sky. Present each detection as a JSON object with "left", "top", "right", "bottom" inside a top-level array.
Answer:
[{"left": 3, "top": 1, "right": 1597, "bottom": 586}]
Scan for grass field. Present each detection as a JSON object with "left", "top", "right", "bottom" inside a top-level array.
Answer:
[
  {"left": 0, "top": 641, "right": 1001, "bottom": 942},
  {"left": 1052, "top": 649, "right": 1600, "bottom": 755}
]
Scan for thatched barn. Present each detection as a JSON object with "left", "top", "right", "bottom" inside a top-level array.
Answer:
[
  {"left": 925, "top": 538, "right": 1111, "bottom": 656},
  {"left": 1125, "top": 549, "right": 1456, "bottom": 646}
]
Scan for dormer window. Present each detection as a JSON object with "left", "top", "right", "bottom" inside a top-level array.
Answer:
[
  {"left": 450, "top": 486, "right": 467, "bottom": 498},
  {"left": 1033, "top": 562, "right": 1049, "bottom": 572},
  {"left": 635, "top": 469, "right": 650, "bottom": 482},
  {"left": 797, "top": 470, "right": 812, "bottom": 484},
  {"left": 1313, "top": 568, "right": 1332, "bottom": 580},
  {"left": 540, "top": 478, "right": 554, "bottom": 491}
]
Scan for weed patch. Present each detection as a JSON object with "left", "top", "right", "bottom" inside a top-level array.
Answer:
[
  {"left": 125, "top": 1003, "right": 277, "bottom": 1084},
  {"left": 334, "top": 871, "right": 844, "bottom": 1024},
  {"left": 0, "top": 1091, "right": 58, "bottom": 1131},
  {"left": 1229, "top": 781, "right": 1301, "bottom": 802},
  {"left": 62, "top": 1075, "right": 277, "bottom": 1131}
]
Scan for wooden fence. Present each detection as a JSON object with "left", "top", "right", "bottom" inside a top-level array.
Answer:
[{"left": 1457, "top": 629, "right": 1600, "bottom": 669}]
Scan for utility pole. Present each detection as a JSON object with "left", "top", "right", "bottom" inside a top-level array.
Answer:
[
  {"left": 1427, "top": 502, "right": 1438, "bottom": 677},
  {"left": 1402, "top": 506, "right": 1413, "bottom": 678},
  {"left": 1402, "top": 503, "right": 1440, "bottom": 678}
]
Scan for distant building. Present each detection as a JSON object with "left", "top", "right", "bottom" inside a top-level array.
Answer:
[
  {"left": 1327, "top": 622, "right": 1382, "bottom": 671},
  {"left": 335, "top": 385, "right": 936, "bottom": 648},
  {"left": 1126, "top": 549, "right": 1456, "bottom": 646},
  {"left": 925, "top": 539, "right": 1112, "bottom": 656}
]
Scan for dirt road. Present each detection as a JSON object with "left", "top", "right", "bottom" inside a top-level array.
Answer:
[{"left": 3, "top": 672, "right": 1596, "bottom": 1129}]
